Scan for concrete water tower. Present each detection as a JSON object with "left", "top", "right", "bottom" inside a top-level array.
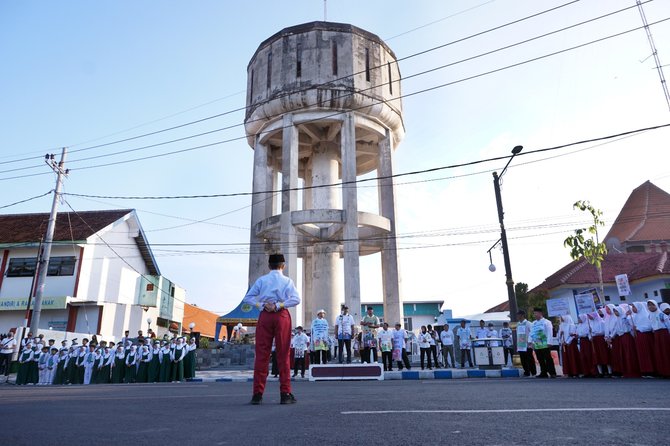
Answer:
[{"left": 244, "top": 21, "right": 405, "bottom": 325}]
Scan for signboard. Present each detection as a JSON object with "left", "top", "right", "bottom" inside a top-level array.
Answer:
[
  {"left": 574, "top": 292, "right": 596, "bottom": 315},
  {"left": 0, "top": 296, "right": 68, "bottom": 311},
  {"left": 138, "top": 276, "right": 159, "bottom": 307},
  {"left": 47, "top": 320, "right": 67, "bottom": 331},
  {"left": 615, "top": 274, "right": 631, "bottom": 296},
  {"left": 546, "top": 297, "right": 570, "bottom": 317}
]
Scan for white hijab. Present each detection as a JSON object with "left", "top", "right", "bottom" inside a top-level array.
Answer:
[
  {"left": 631, "top": 302, "right": 653, "bottom": 332},
  {"left": 647, "top": 299, "right": 666, "bottom": 331},
  {"left": 576, "top": 314, "right": 591, "bottom": 338},
  {"left": 559, "top": 315, "right": 576, "bottom": 343}
]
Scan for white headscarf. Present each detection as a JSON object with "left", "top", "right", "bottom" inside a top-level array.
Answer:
[
  {"left": 588, "top": 311, "right": 605, "bottom": 336},
  {"left": 604, "top": 304, "right": 619, "bottom": 338},
  {"left": 647, "top": 299, "right": 666, "bottom": 331},
  {"left": 631, "top": 302, "right": 653, "bottom": 332},
  {"left": 576, "top": 314, "right": 591, "bottom": 338},
  {"left": 559, "top": 315, "right": 576, "bottom": 343}
]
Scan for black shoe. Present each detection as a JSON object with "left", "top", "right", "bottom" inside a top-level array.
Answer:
[
  {"left": 280, "top": 392, "right": 297, "bottom": 404},
  {"left": 250, "top": 393, "right": 263, "bottom": 405}
]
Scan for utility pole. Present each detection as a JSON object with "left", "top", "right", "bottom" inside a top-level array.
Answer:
[
  {"left": 30, "top": 148, "right": 68, "bottom": 335},
  {"left": 491, "top": 145, "right": 522, "bottom": 324},
  {"left": 493, "top": 171, "right": 518, "bottom": 323}
]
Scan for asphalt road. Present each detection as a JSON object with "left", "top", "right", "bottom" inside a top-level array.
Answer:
[{"left": 2, "top": 378, "right": 669, "bottom": 445}]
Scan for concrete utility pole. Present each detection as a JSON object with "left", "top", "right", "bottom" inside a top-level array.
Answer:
[
  {"left": 491, "top": 145, "right": 522, "bottom": 324},
  {"left": 30, "top": 147, "right": 68, "bottom": 335}
]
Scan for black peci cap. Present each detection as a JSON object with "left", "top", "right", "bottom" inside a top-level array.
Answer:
[{"left": 269, "top": 253, "right": 285, "bottom": 264}]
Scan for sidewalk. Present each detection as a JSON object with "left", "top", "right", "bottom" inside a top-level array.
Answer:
[{"left": 187, "top": 367, "right": 524, "bottom": 382}]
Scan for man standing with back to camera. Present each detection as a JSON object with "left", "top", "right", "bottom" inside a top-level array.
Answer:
[{"left": 243, "top": 253, "right": 301, "bottom": 405}]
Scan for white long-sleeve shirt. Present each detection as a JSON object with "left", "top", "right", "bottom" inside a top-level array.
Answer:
[
  {"left": 242, "top": 270, "right": 301, "bottom": 311},
  {"left": 440, "top": 330, "right": 454, "bottom": 346}
]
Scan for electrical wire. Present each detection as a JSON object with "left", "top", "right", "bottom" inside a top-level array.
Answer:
[
  {"left": 6, "top": 1, "right": 647, "bottom": 176},
  {"left": 60, "top": 122, "right": 670, "bottom": 200},
  {"left": 0, "top": 0, "right": 586, "bottom": 167},
  {"left": 0, "top": 190, "right": 54, "bottom": 210}
]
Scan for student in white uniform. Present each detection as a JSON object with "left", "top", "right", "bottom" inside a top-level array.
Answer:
[
  {"left": 45, "top": 347, "right": 58, "bottom": 385},
  {"left": 38, "top": 346, "right": 50, "bottom": 385},
  {"left": 475, "top": 320, "right": 488, "bottom": 347},
  {"left": 378, "top": 322, "right": 394, "bottom": 371},
  {"left": 335, "top": 305, "right": 355, "bottom": 364},
  {"left": 83, "top": 345, "right": 96, "bottom": 385},
  {"left": 291, "top": 327, "right": 309, "bottom": 378},
  {"left": 418, "top": 326, "right": 433, "bottom": 370},
  {"left": 440, "top": 324, "right": 455, "bottom": 368},
  {"left": 310, "top": 310, "right": 330, "bottom": 364},
  {"left": 457, "top": 320, "right": 473, "bottom": 368},
  {"left": 392, "top": 323, "right": 411, "bottom": 370}
]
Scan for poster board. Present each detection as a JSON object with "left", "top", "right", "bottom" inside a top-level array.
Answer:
[{"left": 546, "top": 297, "right": 570, "bottom": 317}]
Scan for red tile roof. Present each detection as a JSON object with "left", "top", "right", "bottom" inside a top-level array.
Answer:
[
  {"left": 533, "top": 252, "right": 669, "bottom": 291},
  {"left": 0, "top": 209, "right": 159, "bottom": 275},
  {"left": 0, "top": 209, "right": 133, "bottom": 244},
  {"left": 485, "top": 301, "right": 510, "bottom": 313},
  {"left": 183, "top": 303, "right": 219, "bottom": 339},
  {"left": 605, "top": 181, "right": 670, "bottom": 246}
]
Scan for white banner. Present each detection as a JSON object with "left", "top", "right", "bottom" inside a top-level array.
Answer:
[
  {"left": 546, "top": 297, "right": 571, "bottom": 317},
  {"left": 615, "top": 274, "right": 631, "bottom": 296}
]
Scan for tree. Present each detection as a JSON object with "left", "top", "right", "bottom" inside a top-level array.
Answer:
[
  {"left": 563, "top": 200, "right": 608, "bottom": 301},
  {"left": 515, "top": 282, "right": 548, "bottom": 320}
]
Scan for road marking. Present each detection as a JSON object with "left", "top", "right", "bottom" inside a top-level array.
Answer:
[{"left": 341, "top": 407, "right": 670, "bottom": 415}]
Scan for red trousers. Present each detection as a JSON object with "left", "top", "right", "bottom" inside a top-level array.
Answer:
[{"left": 253, "top": 309, "right": 292, "bottom": 395}]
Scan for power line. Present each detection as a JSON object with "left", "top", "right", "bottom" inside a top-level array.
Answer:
[
  {"left": 56, "top": 13, "right": 670, "bottom": 175},
  {"left": 0, "top": 190, "right": 54, "bottom": 210},
  {"left": 19, "top": 1, "right": 648, "bottom": 175},
  {"left": 0, "top": 0, "right": 585, "bottom": 167},
  {"left": 61, "top": 122, "right": 670, "bottom": 201}
]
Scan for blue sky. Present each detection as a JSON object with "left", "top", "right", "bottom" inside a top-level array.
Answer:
[{"left": 2, "top": 0, "right": 670, "bottom": 321}]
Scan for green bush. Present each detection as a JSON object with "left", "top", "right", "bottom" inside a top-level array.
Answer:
[{"left": 199, "top": 337, "right": 209, "bottom": 349}]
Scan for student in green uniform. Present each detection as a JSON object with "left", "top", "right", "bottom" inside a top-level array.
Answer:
[
  {"left": 67, "top": 346, "right": 79, "bottom": 384},
  {"left": 137, "top": 345, "right": 150, "bottom": 383},
  {"left": 159, "top": 341, "right": 171, "bottom": 383},
  {"left": 97, "top": 347, "right": 112, "bottom": 384},
  {"left": 16, "top": 344, "right": 33, "bottom": 385},
  {"left": 148, "top": 341, "right": 161, "bottom": 383},
  {"left": 111, "top": 346, "right": 125, "bottom": 384},
  {"left": 186, "top": 337, "right": 197, "bottom": 379},
  {"left": 54, "top": 349, "right": 68, "bottom": 385},
  {"left": 76, "top": 345, "right": 86, "bottom": 384},
  {"left": 125, "top": 345, "right": 138, "bottom": 383},
  {"left": 170, "top": 337, "right": 186, "bottom": 382},
  {"left": 29, "top": 344, "right": 40, "bottom": 385}
]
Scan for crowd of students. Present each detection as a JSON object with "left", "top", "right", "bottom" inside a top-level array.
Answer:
[
  {"left": 557, "top": 300, "right": 670, "bottom": 378},
  {"left": 5, "top": 330, "right": 198, "bottom": 385}
]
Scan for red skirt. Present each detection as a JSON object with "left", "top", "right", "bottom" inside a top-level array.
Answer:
[
  {"left": 592, "top": 335, "right": 609, "bottom": 366},
  {"left": 562, "top": 339, "right": 581, "bottom": 377},
  {"left": 619, "top": 332, "right": 640, "bottom": 378},
  {"left": 610, "top": 336, "right": 622, "bottom": 374},
  {"left": 653, "top": 329, "right": 670, "bottom": 377},
  {"left": 635, "top": 331, "right": 656, "bottom": 375},
  {"left": 578, "top": 338, "right": 598, "bottom": 376}
]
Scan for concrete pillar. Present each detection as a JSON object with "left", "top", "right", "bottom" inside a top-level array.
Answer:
[
  {"left": 281, "top": 114, "right": 299, "bottom": 322},
  {"left": 378, "top": 129, "right": 403, "bottom": 325},
  {"left": 302, "top": 246, "right": 314, "bottom": 325},
  {"left": 309, "top": 142, "right": 343, "bottom": 322},
  {"left": 248, "top": 137, "right": 269, "bottom": 286},
  {"left": 341, "top": 113, "right": 361, "bottom": 322}
]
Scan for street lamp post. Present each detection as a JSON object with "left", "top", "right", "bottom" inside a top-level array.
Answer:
[{"left": 491, "top": 145, "right": 523, "bottom": 323}]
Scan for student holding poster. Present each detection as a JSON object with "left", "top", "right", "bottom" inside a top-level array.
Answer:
[
  {"left": 310, "top": 310, "right": 329, "bottom": 364},
  {"left": 516, "top": 310, "right": 536, "bottom": 377}
]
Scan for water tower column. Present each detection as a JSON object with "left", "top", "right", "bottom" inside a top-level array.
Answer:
[
  {"left": 379, "top": 130, "right": 403, "bottom": 325},
  {"left": 249, "top": 137, "right": 270, "bottom": 285},
  {"left": 281, "top": 113, "right": 299, "bottom": 321},
  {"left": 341, "top": 113, "right": 361, "bottom": 321}
]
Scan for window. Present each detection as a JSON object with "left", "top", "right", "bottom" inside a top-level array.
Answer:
[
  {"left": 170, "top": 286, "right": 175, "bottom": 297},
  {"left": 296, "top": 41, "right": 302, "bottom": 78},
  {"left": 6, "top": 256, "right": 75, "bottom": 277},
  {"left": 387, "top": 62, "right": 393, "bottom": 94},
  {"left": 654, "top": 290, "right": 659, "bottom": 297},
  {"left": 332, "top": 41, "right": 338, "bottom": 75},
  {"left": 403, "top": 317, "right": 413, "bottom": 331},
  {"left": 6, "top": 258, "right": 37, "bottom": 277},
  {"left": 604, "top": 295, "right": 611, "bottom": 302},
  {"left": 365, "top": 48, "right": 370, "bottom": 81},
  {"left": 644, "top": 292, "right": 649, "bottom": 299},
  {"left": 620, "top": 295, "right": 626, "bottom": 301},
  {"left": 266, "top": 51, "right": 272, "bottom": 89},
  {"left": 249, "top": 69, "right": 254, "bottom": 101},
  {"left": 146, "top": 283, "right": 154, "bottom": 292},
  {"left": 47, "top": 257, "right": 76, "bottom": 276}
]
